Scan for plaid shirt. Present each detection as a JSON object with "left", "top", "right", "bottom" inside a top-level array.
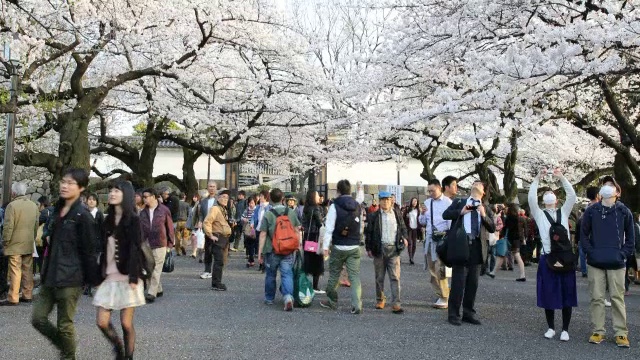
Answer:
[{"left": 381, "top": 209, "right": 397, "bottom": 245}]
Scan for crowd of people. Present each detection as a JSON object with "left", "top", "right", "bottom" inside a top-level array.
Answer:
[{"left": 0, "top": 167, "right": 639, "bottom": 359}]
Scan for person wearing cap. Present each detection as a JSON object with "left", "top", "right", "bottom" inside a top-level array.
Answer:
[
  {"left": 203, "top": 189, "right": 233, "bottom": 291},
  {"left": 365, "top": 191, "right": 408, "bottom": 313},
  {"left": 528, "top": 168, "right": 577, "bottom": 342},
  {"left": 581, "top": 175, "right": 634, "bottom": 348}
]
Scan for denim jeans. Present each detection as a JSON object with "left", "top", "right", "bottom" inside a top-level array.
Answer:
[
  {"left": 264, "top": 252, "right": 294, "bottom": 302},
  {"left": 487, "top": 245, "right": 497, "bottom": 273},
  {"left": 579, "top": 246, "right": 587, "bottom": 275}
]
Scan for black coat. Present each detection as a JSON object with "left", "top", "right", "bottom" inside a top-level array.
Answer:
[
  {"left": 442, "top": 198, "right": 495, "bottom": 264},
  {"left": 365, "top": 208, "right": 408, "bottom": 257},
  {"left": 42, "top": 199, "right": 99, "bottom": 287},
  {"left": 302, "top": 205, "right": 323, "bottom": 236},
  {"left": 100, "top": 214, "right": 143, "bottom": 284}
]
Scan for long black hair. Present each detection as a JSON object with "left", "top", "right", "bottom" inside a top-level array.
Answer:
[
  {"left": 303, "top": 190, "right": 318, "bottom": 218},
  {"left": 408, "top": 197, "right": 419, "bottom": 212},
  {"left": 104, "top": 180, "right": 137, "bottom": 237}
]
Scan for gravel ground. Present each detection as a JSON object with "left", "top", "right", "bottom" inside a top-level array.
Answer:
[{"left": 2, "top": 247, "right": 640, "bottom": 360}]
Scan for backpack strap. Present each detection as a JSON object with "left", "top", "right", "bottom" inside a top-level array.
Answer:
[{"left": 543, "top": 209, "right": 560, "bottom": 225}]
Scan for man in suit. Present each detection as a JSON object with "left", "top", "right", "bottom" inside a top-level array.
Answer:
[{"left": 443, "top": 180, "right": 495, "bottom": 326}]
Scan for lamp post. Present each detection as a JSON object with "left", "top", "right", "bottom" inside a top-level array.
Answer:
[{"left": 2, "top": 44, "right": 19, "bottom": 207}]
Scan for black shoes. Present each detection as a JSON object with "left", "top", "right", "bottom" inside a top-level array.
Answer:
[
  {"left": 212, "top": 284, "right": 227, "bottom": 291},
  {"left": 516, "top": 278, "right": 526, "bottom": 282},
  {"left": 156, "top": 292, "right": 164, "bottom": 297},
  {"left": 409, "top": 260, "right": 415, "bottom": 265},
  {"left": 0, "top": 300, "right": 18, "bottom": 306},
  {"left": 19, "top": 297, "right": 32, "bottom": 303},
  {"left": 462, "top": 316, "right": 482, "bottom": 325},
  {"left": 448, "top": 317, "right": 462, "bottom": 326},
  {"left": 145, "top": 294, "right": 156, "bottom": 303}
]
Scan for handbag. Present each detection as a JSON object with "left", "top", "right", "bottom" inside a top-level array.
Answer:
[
  {"left": 195, "top": 229, "right": 205, "bottom": 249},
  {"left": 495, "top": 230, "right": 508, "bottom": 257},
  {"left": 162, "top": 248, "right": 175, "bottom": 273},
  {"left": 303, "top": 217, "right": 319, "bottom": 253},
  {"left": 140, "top": 240, "right": 155, "bottom": 280},
  {"left": 243, "top": 222, "right": 255, "bottom": 238}
]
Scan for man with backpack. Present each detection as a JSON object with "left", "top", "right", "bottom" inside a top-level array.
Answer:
[
  {"left": 319, "top": 180, "right": 364, "bottom": 314},
  {"left": 581, "top": 176, "right": 634, "bottom": 348},
  {"left": 258, "top": 188, "right": 301, "bottom": 311}
]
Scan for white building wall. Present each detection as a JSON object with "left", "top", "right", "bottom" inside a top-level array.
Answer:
[
  {"left": 91, "top": 148, "right": 225, "bottom": 180},
  {"left": 327, "top": 159, "right": 473, "bottom": 187}
]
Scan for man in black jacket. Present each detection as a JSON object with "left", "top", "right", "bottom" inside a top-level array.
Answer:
[
  {"left": 443, "top": 180, "right": 495, "bottom": 326},
  {"left": 365, "top": 191, "right": 408, "bottom": 314},
  {"left": 32, "top": 168, "right": 99, "bottom": 360}
]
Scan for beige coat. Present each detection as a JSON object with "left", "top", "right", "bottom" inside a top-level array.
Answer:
[{"left": 2, "top": 196, "right": 39, "bottom": 256}]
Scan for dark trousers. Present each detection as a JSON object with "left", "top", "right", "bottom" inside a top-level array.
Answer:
[
  {"left": 448, "top": 264, "right": 481, "bottom": 319},
  {"left": 0, "top": 255, "right": 8, "bottom": 295},
  {"left": 244, "top": 237, "right": 256, "bottom": 263},
  {"left": 211, "top": 238, "right": 229, "bottom": 287},
  {"left": 204, "top": 238, "right": 214, "bottom": 273}
]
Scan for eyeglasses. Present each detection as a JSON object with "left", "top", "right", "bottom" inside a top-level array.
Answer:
[{"left": 59, "top": 180, "right": 78, "bottom": 186}]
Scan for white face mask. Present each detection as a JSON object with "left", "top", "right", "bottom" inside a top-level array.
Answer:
[
  {"left": 542, "top": 193, "right": 556, "bottom": 205},
  {"left": 599, "top": 185, "right": 616, "bottom": 199}
]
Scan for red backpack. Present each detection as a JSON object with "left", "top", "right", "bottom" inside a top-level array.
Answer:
[{"left": 270, "top": 209, "right": 299, "bottom": 255}]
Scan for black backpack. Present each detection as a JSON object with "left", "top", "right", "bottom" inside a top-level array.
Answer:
[{"left": 543, "top": 209, "right": 575, "bottom": 273}]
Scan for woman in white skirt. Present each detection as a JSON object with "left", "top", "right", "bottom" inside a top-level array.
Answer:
[{"left": 94, "top": 180, "right": 145, "bottom": 360}]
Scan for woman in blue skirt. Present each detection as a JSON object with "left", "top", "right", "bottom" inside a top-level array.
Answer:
[{"left": 528, "top": 168, "right": 577, "bottom": 342}]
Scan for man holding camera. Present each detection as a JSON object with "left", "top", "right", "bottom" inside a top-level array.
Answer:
[
  {"left": 419, "top": 179, "right": 452, "bottom": 309},
  {"left": 443, "top": 180, "right": 495, "bottom": 326}
]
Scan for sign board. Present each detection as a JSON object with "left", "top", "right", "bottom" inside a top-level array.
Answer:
[{"left": 386, "top": 185, "right": 403, "bottom": 206}]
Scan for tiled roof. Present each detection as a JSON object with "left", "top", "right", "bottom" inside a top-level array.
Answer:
[{"left": 379, "top": 147, "right": 470, "bottom": 160}]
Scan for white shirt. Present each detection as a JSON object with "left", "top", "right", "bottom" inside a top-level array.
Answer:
[
  {"left": 463, "top": 198, "right": 483, "bottom": 235},
  {"left": 528, "top": 175, "right": 576, "bottom": 254},
  {"left": 257, "top": 203, "right": 268, "bottom": 230},
  {"left": 420, "top": 196, "right": 453, "bottom": 259},
  {"left": 419, "top": 196, "right": 453, "bottom": 235},
  {"left": 90, "top": 207, "right": 98, "bottom": 219},
  {"left": 206, "top": 197, "right": 216, "bottom": 212},
  {"left": 381, "top": 209, "right": 398, "bottom": 245},
  {"left": 408, "top": 209, "right": 418, "bottom": 230},
  {"left": 323, "top": 203, "right": 361, "bottom": 251},
  {"left": 149, "top": 204, "right": 157, "bottom": 225}
]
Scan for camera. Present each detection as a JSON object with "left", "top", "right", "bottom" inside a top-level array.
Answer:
[{"left": 467, "top": 199, "right": 481, "bottom": 211}]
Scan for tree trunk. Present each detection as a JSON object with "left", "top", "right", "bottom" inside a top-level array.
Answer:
[
  {"left": 53, "top": 116, "right": 90, "bottom": 195},
  {"left": 307, "top": 167, "right": 316, "bottom": 191},
  {"left": 476, "top": 162, "right": 501, "bottom": 204},
  {"left": 182, "top": 148, "right": 202, "bottom": 200},
  {"left": 502, "top": 129, "right": 519, "bottom": 203},
  {"left": 418, "top": 155, "right": 436, "bottom": 181},
  {"left": 614, "top": 153, "right": 640, "bottom": 212}
]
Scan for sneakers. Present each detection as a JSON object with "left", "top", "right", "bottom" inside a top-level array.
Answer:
[
  {"left": 605, "top": 299, "right": 612, "bottom": 307},
  {"left": 350, "top": 307, "right": 362, "bottom": 315},
  {"left": 392, "top": 305, "right": 404, "bottom": 314},
  {"left": 560, "top": 331, "right": 570, "bottom": 342},
  {"left": 375, "top": 300, "right": 386, "bottom": 309},
  {"left": 284, "top": 296, "right": 294, "bottom": 312},
  {"left": 516, "top": 278, "right": 526, "bottom": 282},
  {"left": 616, "top": 336, "right": 630, "bottom": 348},
  {"left": 589, "top": 333, "right": 605, "bottom": 344},
  {"left": 212, "top": 284, "right": 227, "bottom": 291},
  {"left": 319, "top": 300, "right": 336, "bottom": 310},
  {"left": 313, "top": 289, "right": 326, "bottom": 295},
  {"left": 432, "top": 298, "right": 448, "bottom": 309},
  {"left": 230, "top": 247, "right": 238, "bottom": 252},
  {"left": 200, "top": 272, "right": 212, "bottom": 279},
  {"left": 544, "top": 329, "right": 556, "bottom": 339}
]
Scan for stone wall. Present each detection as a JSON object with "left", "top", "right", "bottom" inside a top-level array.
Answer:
[{"left": 0, "top": 165, "right": 52, "bottom": 203}]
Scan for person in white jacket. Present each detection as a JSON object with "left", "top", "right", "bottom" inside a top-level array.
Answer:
[{"left": 528, "top": 168, "right": 577, "bottom": 342}]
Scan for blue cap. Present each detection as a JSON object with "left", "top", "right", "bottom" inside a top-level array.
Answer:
[{"left": 378, "top": 191, "right": 392, "bottom": 199}]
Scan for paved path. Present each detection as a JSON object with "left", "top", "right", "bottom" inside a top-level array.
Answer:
[{"left": 2, "top": 248, "right": 640, "bottom": 359}]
